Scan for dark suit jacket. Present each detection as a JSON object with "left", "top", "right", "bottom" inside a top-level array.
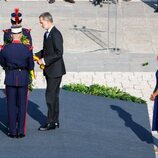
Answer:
[
  {"left": 0, "top": 43, "right": 34, "bottom": 86},
  {"left": 35, "top": 26, "right": 66, "bottom": 78}
]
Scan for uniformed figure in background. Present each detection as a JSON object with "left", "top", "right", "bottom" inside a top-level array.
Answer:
[
  {"left": 0, "top": 26, "right": 34, "bottom": 138},
  {"left": 3, "top": 8, "right": 32, "bottom": 46}
]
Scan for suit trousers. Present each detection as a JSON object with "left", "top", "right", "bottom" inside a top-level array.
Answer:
[{"left": 45, "top": 76, "right": 62, "bottom": 124}]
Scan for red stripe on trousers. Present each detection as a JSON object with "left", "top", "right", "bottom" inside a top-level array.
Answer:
[{"left": 24, "top": 88, "right": 29, "bottom": 135}]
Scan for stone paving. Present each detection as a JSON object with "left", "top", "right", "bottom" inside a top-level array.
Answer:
[{"left": 0, "top": 0, "right": 158, "bottom": 54}]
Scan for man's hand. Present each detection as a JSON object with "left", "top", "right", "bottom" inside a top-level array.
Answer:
[
  {"left": 150, "top": 93, "right": 156, "bottom": 101},
  {"left": 37, "top": 59, "right": 43, "bottom": 65},
  {"left": 33, "top": 56, "right": 45, "bottom": 70},
  {"left": 150, "top": 89, "right": 158, "bottom": 101}
]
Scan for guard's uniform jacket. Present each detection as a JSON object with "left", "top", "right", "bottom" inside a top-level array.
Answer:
[
  {"left": 3, "top": 28, "right": 32, "bottom": 46},
  {"left": 0, "top": 40, "right": 34, "bottom": 135}
]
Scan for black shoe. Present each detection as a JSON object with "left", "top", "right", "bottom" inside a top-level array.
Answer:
[
  {"left": 38, "top": 123, "right": 57, "bottom": 131},
  {"left": 94, "top": 1, "right": 100, "bottom": 6},
  {"left": 64, "top": 0, "right": 75, "bottom": 3},
  {"left": 17, "top": 134, "right": 25, "bottom": 138},
  {"left": 48, "top": 0, "right": 55, "bottom": 3},
  {"left": 8, "top": 133, "right": 16, "bottom": 138},
  {"left": 155, "top": 8, "right": 158, "bottom": 12},
  {"left": 55, "top": 122, "right": 60, "bottom": 128}
]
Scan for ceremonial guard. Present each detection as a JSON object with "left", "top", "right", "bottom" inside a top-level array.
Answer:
[
  {"left": 3, "top": 8, "right": 32, "bottom": 46},
  {"left": 0, "top": 26, "right": 34, "bottom": 138}
]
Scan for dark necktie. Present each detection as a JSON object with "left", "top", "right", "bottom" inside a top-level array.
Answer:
[{"left": 45, "top": 31, "right": 49, "bottom": 39}]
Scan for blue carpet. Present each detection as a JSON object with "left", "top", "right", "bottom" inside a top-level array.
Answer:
[{"left": 0, "top": 89, "right": 155, "bottom": 158}]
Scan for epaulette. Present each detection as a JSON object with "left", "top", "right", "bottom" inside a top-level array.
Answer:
[
  {"left": 24, "top": 28, "right": 31, "bottom": 33},
  {"left": 2, "top": 29, "right": 9, "bottom": 33},
  {"left": 0, "top": 44, "right": 8, "bottom": 50},
  {"left": 0, "top": 45, "right": 3, "bottom": 50}
]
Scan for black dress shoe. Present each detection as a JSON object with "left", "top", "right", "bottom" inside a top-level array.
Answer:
[
  {"left": 55, "top": 122, "right": 60, "bottom": 128},
  {"left": 38, "top": 123, "right": 57, "bottom": 131},
  {"left": 64, "top": 0, "right": 75, "bottom": 3},
  {"left": 48, "top": 0, "right": 55, "bottom": 3},
  {"left": 8, "top": 133, "right": 16, "bottom": 138},
  {"left": 155, "top": 8, "right": 158, "bottom": 12},
  {"left": 17, "top": 134, "right": 25, "bottom": 138}
]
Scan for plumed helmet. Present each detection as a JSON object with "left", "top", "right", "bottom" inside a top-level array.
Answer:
[{"left": 11, "top": 8, "right": 22, "bottom": 25}]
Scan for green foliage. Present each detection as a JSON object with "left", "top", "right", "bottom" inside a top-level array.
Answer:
[
  {"left": 4, "top": 35, "right": 30, "bottom": 45},
  {"left": 142, "top": 62, "right": 149, "bottom": 66},
  {"left": 4, "top": 38, "right": 12, "bottom": 45},
  {"left": 62, "top": 84, "right": 146, "bottom": 104},
  {"left": 28, "top": 72, "right": 34, "bottom": 92},
  {"left": 63, "top": 83, "right": 89, "bottom": 94}
]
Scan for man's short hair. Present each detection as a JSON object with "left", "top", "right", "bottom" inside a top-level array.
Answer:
[{"left": 39, "top": 12, "right": 53, "bottom": 23}]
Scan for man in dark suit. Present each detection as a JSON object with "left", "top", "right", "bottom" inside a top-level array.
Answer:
[
  {"left": 0, "top": 26, "right": 34, "bottom": 138},
  {"left": 35, "top": 12, "right": 66, "bottom": 131}
]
